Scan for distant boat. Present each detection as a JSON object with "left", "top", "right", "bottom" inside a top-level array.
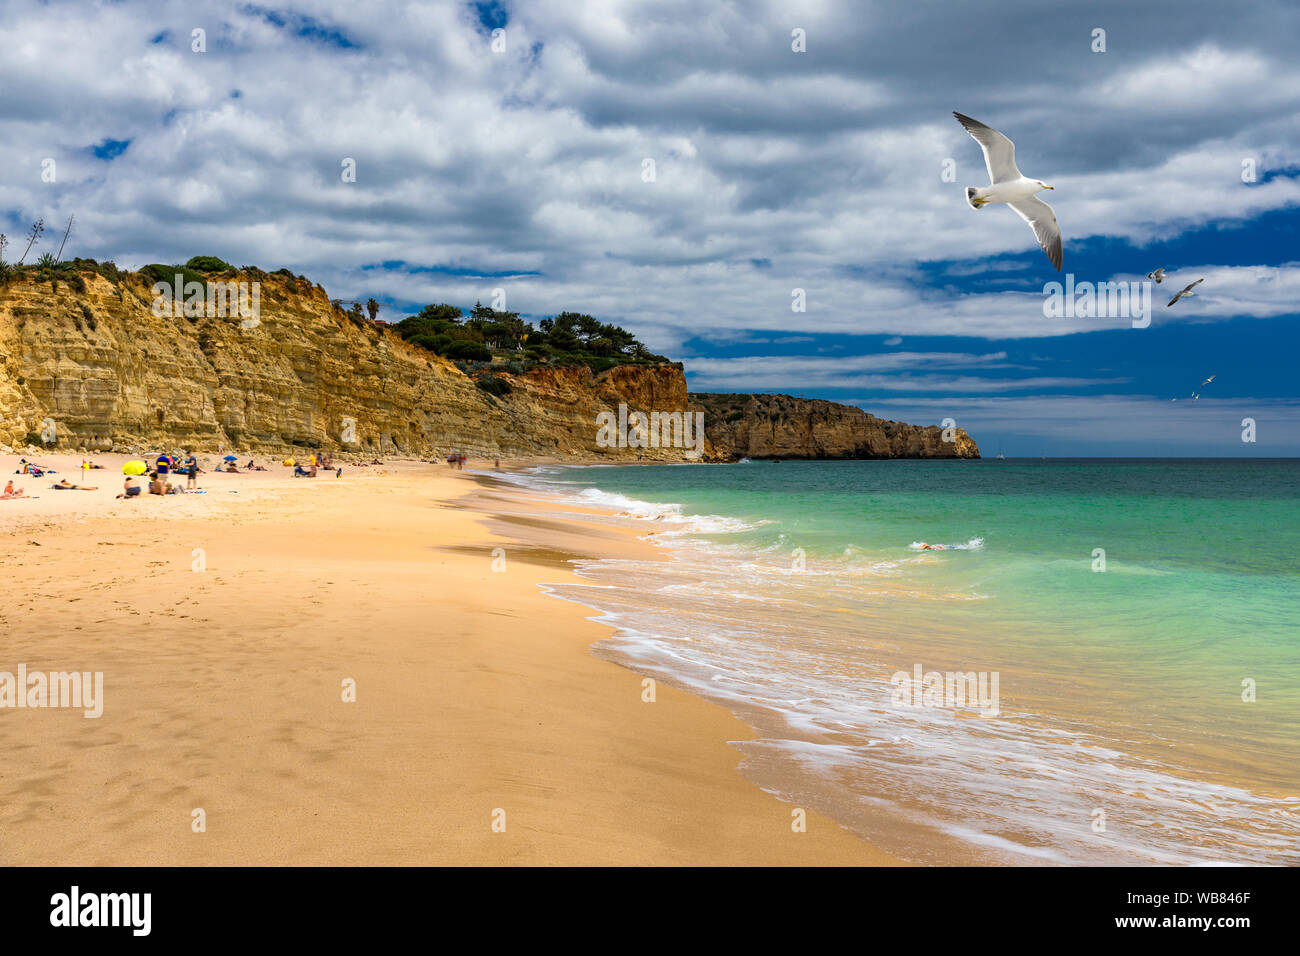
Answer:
[
  {"left": 738, "top": 457, "right": 752, "bottom": 464},
  {"left": 995, "top": 443, "right": 1005, "bottom": 461}
]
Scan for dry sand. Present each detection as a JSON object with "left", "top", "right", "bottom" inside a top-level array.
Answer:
[{"left": 0, "top": 452, "right": 901, "bottom": 865}]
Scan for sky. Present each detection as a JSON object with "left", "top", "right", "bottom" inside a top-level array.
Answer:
[{"left": 2, "top": 0, "right": 1298, "bottom": 455}]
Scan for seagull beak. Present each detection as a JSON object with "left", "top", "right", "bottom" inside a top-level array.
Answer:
[{"left": 1045, "top": 184, "right": 1055, "bottom": 189}]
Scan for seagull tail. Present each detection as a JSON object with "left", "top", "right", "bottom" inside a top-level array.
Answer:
[{"left": 965, "top": 187, "right": 981, "bottom": 209}]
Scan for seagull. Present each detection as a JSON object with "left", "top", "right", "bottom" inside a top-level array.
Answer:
[
  {"left": 1147, "top": 268, "right": 1166, "bottom": 283},
  {"left": 1167, "top": 277, "right": 1204, "bottom": 307},
  {"left": 953, "top": 112, "right": 1062, "bottom": 271},
  {"left": 1192, "top": 392, "right": 1201, "bottom": 401},
  {"left": 1200, "top": 373, "right": 1217, "bottom": 386}
]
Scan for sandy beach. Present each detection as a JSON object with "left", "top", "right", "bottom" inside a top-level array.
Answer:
[{"left": 0, "top": 453, "right": 901, "bottom": 865}]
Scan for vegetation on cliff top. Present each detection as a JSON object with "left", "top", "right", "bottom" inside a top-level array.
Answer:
[{"left": 393, "top": 302, "right": 676, "bottom": 374}]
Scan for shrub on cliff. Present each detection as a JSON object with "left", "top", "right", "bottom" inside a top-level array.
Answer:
[
  {"left": 444, "top": 340, "right": 491, "bottom": 362},
  {"left": 475, "top": 376, "right": 512, "bottom": 396},
  {"left": 185, "top": 255, "right": 234, "bottom": 273},
  {"left": 139, "top": 263, "right": 207, "bottom": 290}
]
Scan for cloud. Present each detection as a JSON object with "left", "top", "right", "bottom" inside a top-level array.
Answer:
[{"left": 0, "top": 0, "right": 1294, "bottom": 453}]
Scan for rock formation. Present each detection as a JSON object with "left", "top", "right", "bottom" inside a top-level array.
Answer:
[
  {"left": 0, "top": 267, "right": 977, "bottom": 461},
  {"left": 691, "top": 392, "right": 979, "bottom": 459}
]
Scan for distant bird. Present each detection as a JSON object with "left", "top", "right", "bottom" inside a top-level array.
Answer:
[
  {"left": 953, "top": 112, "right": 1062, "bottom": 271},
  {"left": 1170, "top": 373, "right": 1219, "bottom": 403},
  {"left": 1167, "top": 277, "right": 1204, "bottom": 307},
  {"left": 1147, "top": 268, "right": 1166, "bottom": 283}
]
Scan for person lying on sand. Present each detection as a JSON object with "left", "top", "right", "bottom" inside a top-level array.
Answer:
[
  {"left": 117, "top": 478, "right": 142, "bottom": 498},
  {"left": 2, "top": 481, "right": 27, "bottom": 499},
  {"left": 51, "top": 480, "right": 97, "bottom": 491}
]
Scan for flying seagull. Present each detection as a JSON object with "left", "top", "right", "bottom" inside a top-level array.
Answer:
[
  {"left": 1167, "top": 277, "right": 1204, "bottom": 307},
  {"left": 953, "top": 112, "right": 1062, "bottom": 271},
  {"left": 1171, "top": 374, "right": 1219, "bottom": 403},
  {"left": 1147, "top": 268, "right": 1166, "bottom": 283}
]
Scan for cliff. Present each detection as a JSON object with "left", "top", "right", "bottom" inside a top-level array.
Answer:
[
  {"left": 692, "top": 392, "right": 979, "bottom": 460},
  {"left": 0, "top": 265, "right": 976, "bottom": 461}
]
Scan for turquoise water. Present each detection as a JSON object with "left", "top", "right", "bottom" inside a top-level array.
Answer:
[{"left": 510, "top": 459, "right": 1300, "bottom": 864}]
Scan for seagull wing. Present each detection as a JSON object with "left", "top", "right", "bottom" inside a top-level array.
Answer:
[
  {"left": 1007, "top": 195, "right": 1062, "bottom": 271},
  {"left": 953, "top": 112, "right": 1022, "bottom": 184}
]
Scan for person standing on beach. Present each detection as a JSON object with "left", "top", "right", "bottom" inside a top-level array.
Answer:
[{"left": 184, "top": 453, "right": 199, "bottom": 489}]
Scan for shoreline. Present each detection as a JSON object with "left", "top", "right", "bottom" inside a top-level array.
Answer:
[
  {"left": 499, "top": 461, "right": 1300, "bottom": 866},
  {"left": 0, "top": 453, "right": 903, "bottom": 865}
]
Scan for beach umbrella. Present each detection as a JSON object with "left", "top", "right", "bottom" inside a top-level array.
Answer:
[
  {"left": 283, "top": 458, "right": 295, "bottom": 466},
  {"left": 223, "top": 455, "right": 238, "bottom": 461},
  {"left": 123, "top": 460, "right": 147, "bottom": 475}
]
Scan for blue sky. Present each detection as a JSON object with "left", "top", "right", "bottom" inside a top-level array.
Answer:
[{"left": 1, "top": 0, "right": 1297, "bottom": 455}]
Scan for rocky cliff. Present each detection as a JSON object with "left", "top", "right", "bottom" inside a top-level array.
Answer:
[
  {"left": 692, "top": 392, "right": 979, "bottom": 460},
  {"left": 0, "top": 266, "right": 976, "bottom": 461},
  {"left": 0, "top": 268, "right": 699, "bottom": 460}
]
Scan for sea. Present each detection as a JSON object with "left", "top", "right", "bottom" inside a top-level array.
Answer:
[{"left": 497, "top": 459, "right": 1300, "bottom": 865}]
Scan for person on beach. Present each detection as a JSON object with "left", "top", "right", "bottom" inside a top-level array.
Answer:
[
  {"left": 118, "top": 478, "right": 142, "bottom": 498},
  {"left": 2, "top": 481, "right": 27, "bottom": 499},
  {"left": 51, "top": 479, "right": 97, "bottom": 491},
  {"left": 184, "top": 454, "right": 199, "bottom": 488}
]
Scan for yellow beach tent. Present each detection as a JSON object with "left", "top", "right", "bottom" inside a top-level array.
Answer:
[{"left": 122, "top": 460, "right": 148, "bottom": 475}]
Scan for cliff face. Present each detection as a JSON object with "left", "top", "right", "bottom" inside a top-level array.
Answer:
[
  {"left": 0, "top": 267, "right": 976, "bottom": 461},
  {"left": 0, "top": 270, "right": 693, "bottom": 460},
  {"left": 692, "top": 392, "right": 979, "bottom": 460}
]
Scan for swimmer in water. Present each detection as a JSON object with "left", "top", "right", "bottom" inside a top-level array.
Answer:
[{"left": 918, "top": 542, "right": 946, "bottom": 550}]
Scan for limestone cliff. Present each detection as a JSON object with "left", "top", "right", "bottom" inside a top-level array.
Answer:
[
  {"left": 692, "top": 392, "right": 979, "bottom": 460},
  {"left": 0, "top": 269, "right": 698, "bottom": 459},
  {"left": 0, "top": 266, "right": 976, "bottom": 461}
]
